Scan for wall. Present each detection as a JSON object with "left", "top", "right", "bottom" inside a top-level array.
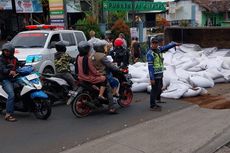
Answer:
[
  {"left": 166, "top": 1, "right": 192, "bottom": 21},
  {"left": 164, "top": 27, "right": 230, "bottom": 48},
  {"left": 166, "top": 1, "right": 202, "bottom": 26}
]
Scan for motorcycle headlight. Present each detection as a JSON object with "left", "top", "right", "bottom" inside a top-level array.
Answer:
[{"left": 26, "top": 55, "right": 42, "bottom": 63}]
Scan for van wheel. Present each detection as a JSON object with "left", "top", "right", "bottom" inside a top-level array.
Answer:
[{"left": 43, "top": 67, "right": 54, "bottom": 74}]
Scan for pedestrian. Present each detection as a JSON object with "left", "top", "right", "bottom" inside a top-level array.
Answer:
[
  {"left": 0, "top": 43, "right": 19, "bottom": 121},
  {"left": 132, "top": 37, "right": 141, "bottom": 63},
  {"left": 147, "top": 38, "right": 180, "bottom": 111},
  {"left": 118, "top": 33, "right": 127, "bottom": 49},
  {"left": 88, "top": 30, "right": 100, "bottom": 53}
]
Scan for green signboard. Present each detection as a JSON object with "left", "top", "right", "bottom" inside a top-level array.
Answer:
[{"left": 103, "top": 1, "right": 166, "bottom": 11}]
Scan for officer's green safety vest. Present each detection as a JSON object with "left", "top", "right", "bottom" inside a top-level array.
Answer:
[{"left": 152, "top": 51, "right": 164, "bottom": 74}]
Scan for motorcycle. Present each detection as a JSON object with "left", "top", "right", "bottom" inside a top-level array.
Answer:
[
  {"left": 40, "top": 61, "right": 77, "bottom": 105},
  {"left": 0, "top": 66, "right": 52, "bottom": 120},
  {"left": 40, "top": 73, "right": 77, "bottom": 105},
  {"left": 67, "top": 67, "right": 133, "bottom": 118}
]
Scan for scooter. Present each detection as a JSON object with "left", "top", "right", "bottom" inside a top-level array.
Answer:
[
  {"left": 41, "top": 73, "right": 77, "bottom": 105},
  {"left": 67, "top": 67, "right": 133, "bottom": 118},
  {"left": 0, "top": 66, "right": 51, "bottom": 120}
]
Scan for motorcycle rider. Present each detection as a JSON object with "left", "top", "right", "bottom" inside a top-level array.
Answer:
[
  {"left": 76, "top": 41, "right": 117, "bottom": 113},
  {"left": 0, "top": 43, "right": 19, "bottom": 122},
  {"left": 54, "top": 41, "right": 78, "bottom": 90},
  {"left": 110, "top": 38, "right": 129, "bottom": 68}
]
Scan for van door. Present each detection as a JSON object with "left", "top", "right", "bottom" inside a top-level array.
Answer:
[
  {"left": 61, "top": 32, "right": 77, "bottom": 58},
  {"left": 48, "top": 33, "right": 61, "bottom": 61},
  {"left": 74, "top": 31, "right": 87, "bottom": 45}
]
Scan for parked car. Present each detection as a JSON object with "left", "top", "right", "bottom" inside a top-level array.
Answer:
[{"left": 10, "top": 25, "right": 87, "bottom": 74}]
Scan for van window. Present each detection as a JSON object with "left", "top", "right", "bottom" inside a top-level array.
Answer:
[
  {"left": 61, "top": 33, "right": 76, "bottom": 46},
  {"left": 49, "top": 34, "right": 60, "bottom": 48},
  {"left": 74, "top": 32, "right": 85, "bottom": 44},
  {"left": 11, "top": 33, "right": 48, "bottom": 48}
]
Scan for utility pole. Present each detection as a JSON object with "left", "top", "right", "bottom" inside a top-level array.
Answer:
[{"left": 132, "top": 0, "right": 136, "bottom": 27}]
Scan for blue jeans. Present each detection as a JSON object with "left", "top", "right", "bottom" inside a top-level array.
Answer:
[{"left": 2, "top": 80, "right": 15, "bottom": 114}]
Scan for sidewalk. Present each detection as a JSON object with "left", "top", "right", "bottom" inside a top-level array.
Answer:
[{"left": 61, "top": 105, "right": 230, "bottom": 153}]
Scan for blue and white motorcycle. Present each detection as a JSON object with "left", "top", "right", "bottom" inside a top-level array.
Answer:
[{"left": 0, "top": 66, "right": 52, "bottom": 120}]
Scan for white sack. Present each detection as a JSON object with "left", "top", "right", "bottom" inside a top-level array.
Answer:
[
  {"left": 214, "top": 77, "right": 228, "bottom": 83},
  {"left": 132, "top": 62, "right": 146, "bottom": 68},
  {"left": 131, "top": 77, "right": 149, "bottom": 83},
  {"left": 222, "top": 57, "right": 230, "bottom": 70},
  {"left": 183, "top": 87, "right": 207, "bottom": 97},
  {"left": 147, "top": 85, "right": 151, "bottom": 93},
  {"left": 161, "top": 80, "right": 190, "bottom": 99},
  {"left": 189, "top": 75, "right": 214, "bottom": 88},
  {"left": 131, "top": 82, "right": 149, "bottom": 92}
]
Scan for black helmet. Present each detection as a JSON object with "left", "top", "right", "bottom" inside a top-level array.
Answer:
[
  {"left": 151, "top": 38, "right": 159, "bottom": 43},
  {"left": 93, "top": 40, "right": 108, "bottom": 53},
  {"left": 1, "top": 42, "right": 15, "bottom": 57},
  {"left": 78, "top": 41, "right": 91, "bottom": 56},
  {"left": 55, "top": 41, "right": 68, "bottom": 52}
]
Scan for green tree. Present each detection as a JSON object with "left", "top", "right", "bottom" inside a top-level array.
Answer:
[
  {"left": 76, "top": 13, "right": 101, "bottom": 40},
  {"left": 111, "top": 19, "right": 131, "bottom": 46}
]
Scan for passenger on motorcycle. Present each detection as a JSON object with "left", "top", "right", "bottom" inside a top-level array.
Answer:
[
  {"left": 76, "top": 41, "right": 117, "bottom": 113},
  {"left": 76, "top": 41, "right": 107, "bottom": 99},
  {"left": 92, "top": 40, "right": 121, "bottom": 98},
  {"left": 54, "top": 41, "right": 78, "bottom": 90},
  {"left": 0, "top": 43, "right": 19, "bottom": 122}
]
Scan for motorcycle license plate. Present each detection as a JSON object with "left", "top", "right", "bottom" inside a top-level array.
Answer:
[{"left": 26, "top": 73, "right": 38, "bottom": 80}]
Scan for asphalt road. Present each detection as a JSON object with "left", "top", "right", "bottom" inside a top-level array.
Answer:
[{"left": 0, "top": 93, "right": 191, "bottom": 153}]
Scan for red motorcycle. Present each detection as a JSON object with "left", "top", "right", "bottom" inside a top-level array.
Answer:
[{"left": 67, "top": 68, "right": 133, "bottom": 117}]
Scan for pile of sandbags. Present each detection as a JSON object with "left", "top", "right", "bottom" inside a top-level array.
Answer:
[{"left": 129, "top": 44, "right": 230, "bottom": 99}]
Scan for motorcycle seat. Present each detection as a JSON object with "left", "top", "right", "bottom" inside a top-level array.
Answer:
[
  {"left": 79, "top": 81, "right": 100, "bottom": 91},
  {"left": 41, "top": 73, "right": 56, "bottom": 77}
]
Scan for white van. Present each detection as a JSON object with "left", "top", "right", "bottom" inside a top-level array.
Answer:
[{"left": 10, "top": 27, "right": 87, "bottom": 74}]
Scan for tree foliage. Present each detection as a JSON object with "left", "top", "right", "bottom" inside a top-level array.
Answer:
[
  {"left": 76, "top": 13, "right": 101, "bottom": 40},
  {"left": 111, "top": 19, "right": 131, "bottom": 46}
]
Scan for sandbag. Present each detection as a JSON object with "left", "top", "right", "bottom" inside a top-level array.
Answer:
[
  {"left": 222, "top": 57, "right": 230, "bottom": 70},
  {"left": 183, "top": 87, "right": 204, "bottom": 97},
  {"left": 189, "top": 75, "right": 214, "bottom": 88},
  {"left": 206, "top": 68, "right": 224, "bottom": 79},
  {"left": 214, "top": 77, "right": 228, "bottom": 83},
  {"left": 129, "top": 67, "right": 147, "bottom": 78},
  {"left": 131, "top": 82, "right": 149, "bottom": 92},
  {"left": 147, "top": 85, "right": 151, "bottom": 93},
  {"left": 131, "top": 77, "right": 149, "bottom": 83},
  {"left": 132, "top": 62, "right": 146, "bottom": 68},
  {"left": 161, "top": 81, "right": 190, "bottom": 99},
  {"left": 202, "top": 47, "right": 218, "bottom": 56},
  {"left": 179, "top": 44, "right": 202, "bottom": 52}
]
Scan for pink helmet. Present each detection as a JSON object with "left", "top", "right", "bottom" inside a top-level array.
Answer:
[{"left": 114, "top": 38, "right": 124, "bottom": 47}]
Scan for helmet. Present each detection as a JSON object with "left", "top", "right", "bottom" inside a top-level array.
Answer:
[
  {"left": 78, "top": 41, "right": 91, "bottom": 56},
  {"left": 1, "top": 42, "right": 15, "bottom": 56},
  {"left": 114, "top": 38, "right": 124, "bottom": 47},
  {"left": 93, "top": 40, "right": 108, "bottom": 53},
  {"left": 55, "top": 41, "right": 67, "bottom": 52},
  {"left": 151, "top": 38, "right": 159, "bottom": 43}
]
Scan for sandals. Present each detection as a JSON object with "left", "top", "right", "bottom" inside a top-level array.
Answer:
[
  {"left": 98, "top": 95, "right": 107, "bottom": 101},
  {"left": 108, "top": 108, "right": 118, "bottom": 114},
  {"left": 5, "top": 115, "right": 17, "bottom": 122}
]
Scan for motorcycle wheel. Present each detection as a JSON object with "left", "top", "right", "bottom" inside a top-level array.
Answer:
[
  {"left": 33, "top": 99, "right": 52, "bottom": 120},
  {"left": 118, "top": 88, "right": 133, "bottom": 107},
  {"left": 71, "top": 93, "right": 92, "bottom": 118}
]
